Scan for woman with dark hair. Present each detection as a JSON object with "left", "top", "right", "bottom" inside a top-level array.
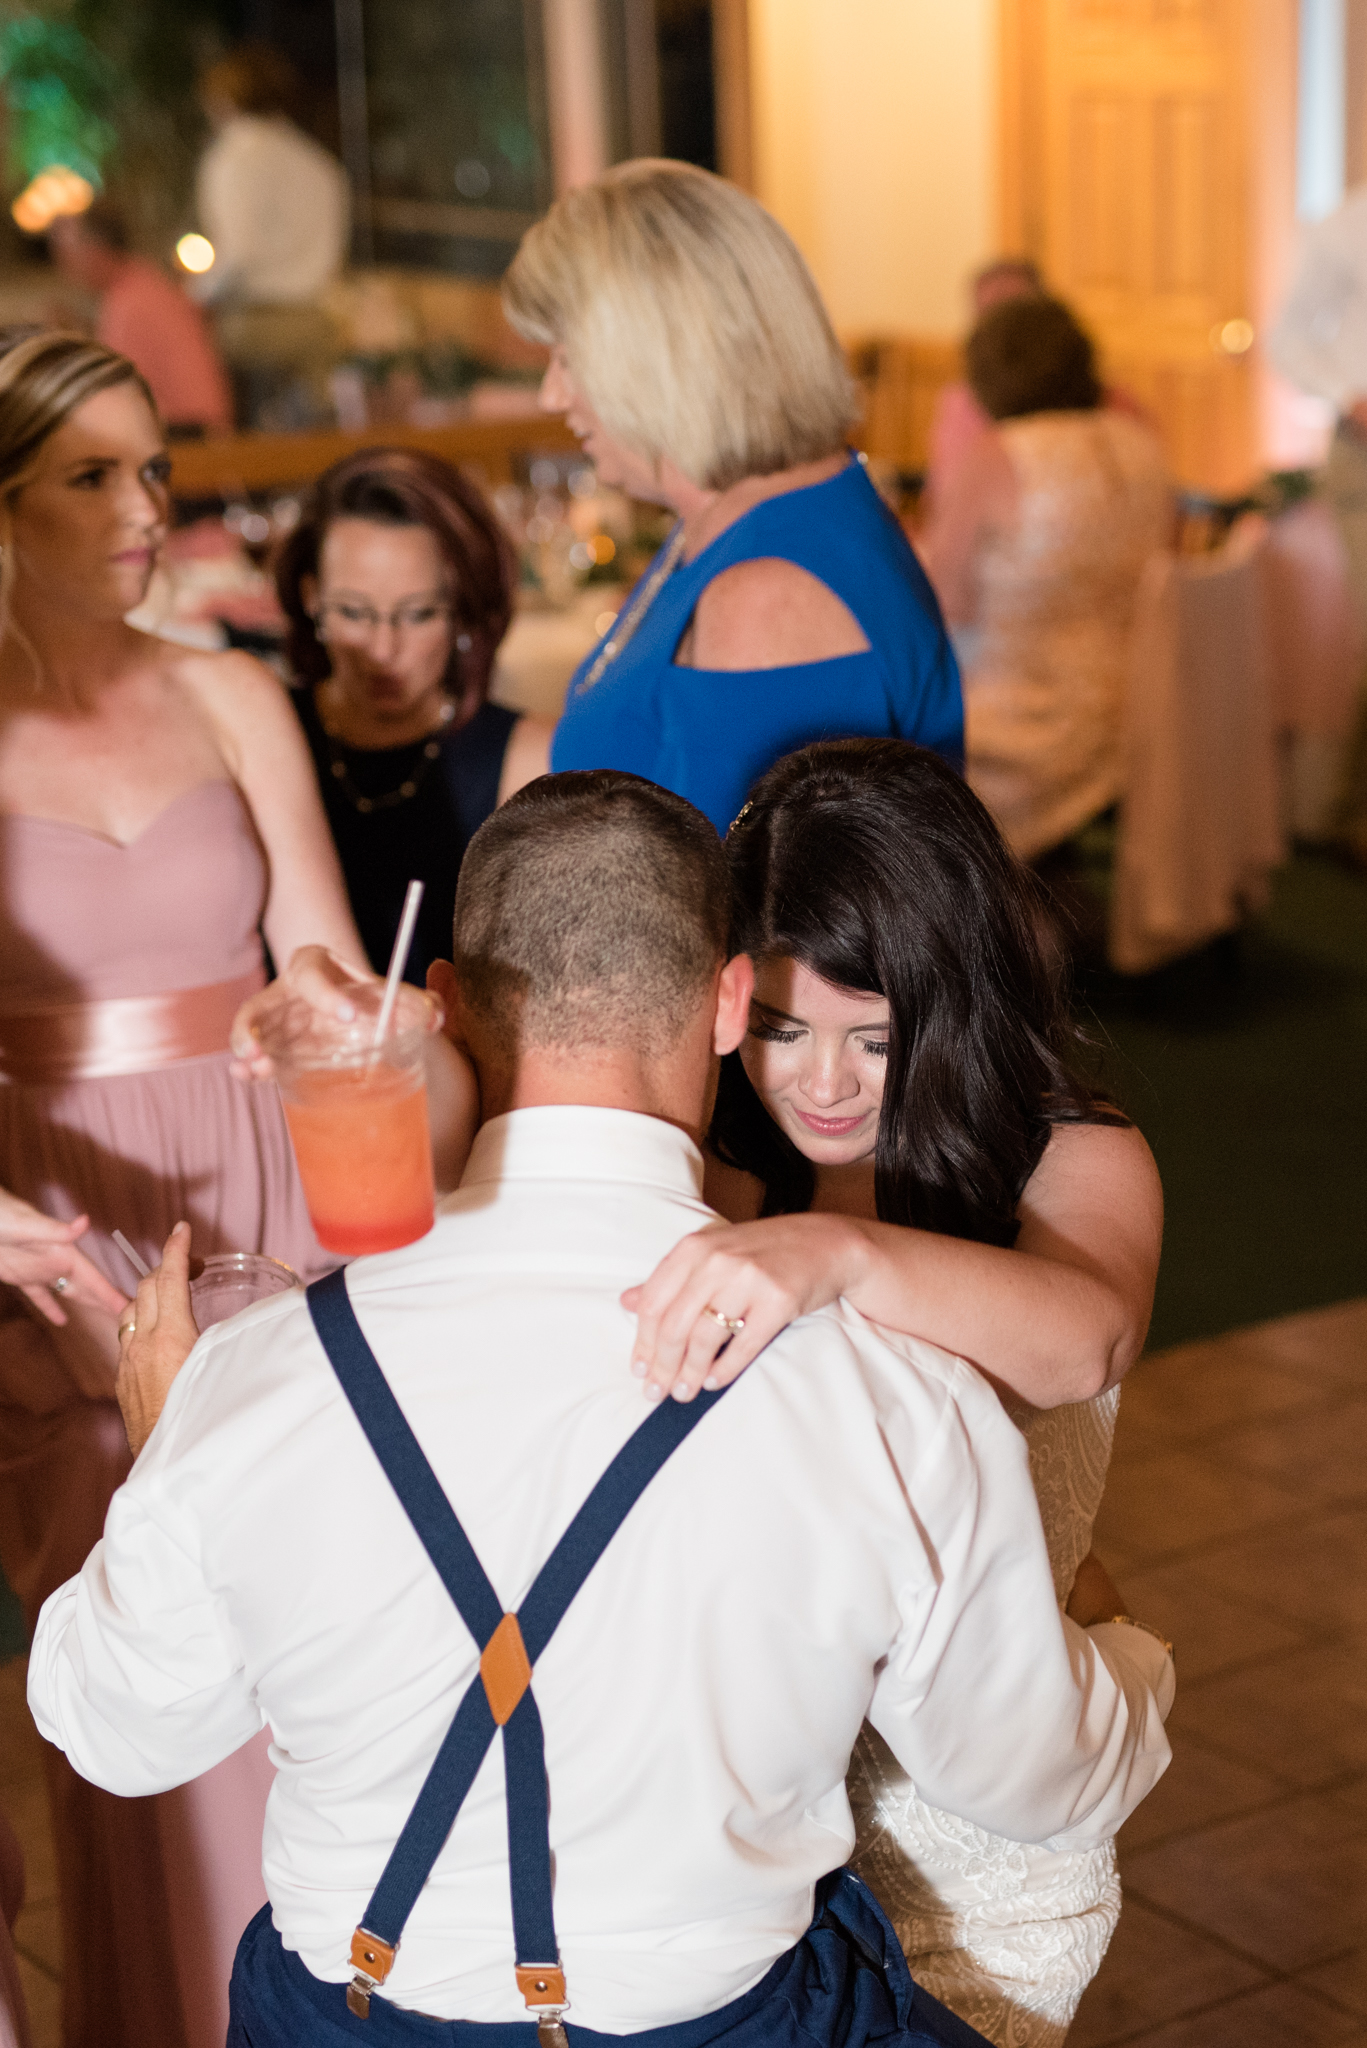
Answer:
[
  {"left": 626, "top": 739, "right": 1166, "bottom": 2045},
  {"left": 276, "top": 447, "right": 553, "bottom": 981},
  {"left": 918, "top": 294, "right": 1172, "bottom": 863}
]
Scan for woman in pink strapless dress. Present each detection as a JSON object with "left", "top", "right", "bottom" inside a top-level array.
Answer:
[{"left": 0, "top": 334, "right": 367, "bottom": 2048}]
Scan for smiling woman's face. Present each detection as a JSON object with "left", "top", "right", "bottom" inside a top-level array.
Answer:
[
  {"left": 739, "top": 954, "right": 890, "bottom": 1168},
  {"left": 8, "top": 381, "right": 168, "bottom": 622}
]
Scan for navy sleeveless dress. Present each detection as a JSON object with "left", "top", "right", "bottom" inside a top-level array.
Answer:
[
  {"left": 550, "top": 458, "right": 963, "bottom": 834},
  {"left": 294, "top": 689, "right": 517, "bottom": 984}
]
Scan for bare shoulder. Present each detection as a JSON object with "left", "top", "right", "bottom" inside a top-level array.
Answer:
[
  {"left": 169, "top": 643, "right": 292, "bottom": 711},
  {"left": 702, "top": 1151, "right": 765, "bottom": 1222},
  {"left": 497, "top": 713, "right": 554, "bottom": 803},
  {"left": 160, "top": 644, "right": 305, "bottom": 784},
  {"left": 1022, "top": 1117, "right": 1163, "bottom": 1219},
  {"left": 687, "top": 557, "right": 870, "bottom": 672}
]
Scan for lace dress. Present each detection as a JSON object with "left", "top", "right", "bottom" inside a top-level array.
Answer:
[{"left": 848, "top": 1389, "right": 1122, "bottom": 2047}]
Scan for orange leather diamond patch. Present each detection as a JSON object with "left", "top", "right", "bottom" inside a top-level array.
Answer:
[{"left": 481, "top": 1612, "right": 532, "bottom": 1726}]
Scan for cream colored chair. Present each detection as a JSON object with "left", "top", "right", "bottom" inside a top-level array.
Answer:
[{"left": 1110, "top": 516, "right": 1285, "bottom": 973}]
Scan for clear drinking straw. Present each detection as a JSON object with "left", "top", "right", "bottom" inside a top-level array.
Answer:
[
  {"left": 373, "top": 879, "right": 425, "bottom": 1050},
  {"left": 112, "top": 1229, "right": 151, "bottom": 1281}
]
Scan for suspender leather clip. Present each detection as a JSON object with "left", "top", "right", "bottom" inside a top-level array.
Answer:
[
  {"left": 346, "top": 1927, "right": 398, "bottom": 2018},
  {"left": 517, "top": 1963, "right": 570, "bottom": 2048}
]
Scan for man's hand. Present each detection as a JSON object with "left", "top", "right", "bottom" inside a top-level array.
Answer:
[
  {"left": 1065, "top": 1550, "right": 1126, "bottom": 1629},
  {"left": 0, "top": 1187, "right": 127, "bottom": 1326},
  {"left": 115, "top": 1223, "right": 200, "bottom": 1458}
]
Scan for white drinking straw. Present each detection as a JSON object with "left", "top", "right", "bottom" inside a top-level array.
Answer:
[
  {"left": 373, "top": 879, "right": 425, "bottom": 1049},
  {"left": 112, "top": 1229, "right": 151, "bottom": 1281}
]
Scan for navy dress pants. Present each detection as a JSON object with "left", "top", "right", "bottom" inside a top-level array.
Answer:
[{"left": 226, "top": 1871, "right": 990, "bottom": 2048}]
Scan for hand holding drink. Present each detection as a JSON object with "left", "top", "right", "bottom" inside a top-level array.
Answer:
[{"left": 256, "top": 883, "right": 443, "bottom": 1256}]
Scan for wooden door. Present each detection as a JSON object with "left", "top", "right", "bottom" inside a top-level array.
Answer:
[{"left": 1000, "top": 0, "right": 1298, "bottom": 492}]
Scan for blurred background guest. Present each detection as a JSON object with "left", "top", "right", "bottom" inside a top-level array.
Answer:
[
  {"left": 1270, "top": 181, "right": 1367, "bottom": 859},
  {"left": 926, "top": 258, "right": 1152, "bottom": 520},
  {"left": 502, "top": 159, "right": 962, "bottom": 834},
  {"left": 276, "top": 447, "right": 553, "bottom": 983},
  {"left": 192, "top": 45, "right": 350, "bottom": 429},
  {"left": 47, "top": 199, "right": 231, "bottom": 439},
  {"left": 919, "top": 295, "right": 1172, "bottom": 864}
]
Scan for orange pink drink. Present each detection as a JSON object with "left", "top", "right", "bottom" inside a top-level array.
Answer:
[{"left": 263, "top": 988, "right": 441, "bottom": 1256}]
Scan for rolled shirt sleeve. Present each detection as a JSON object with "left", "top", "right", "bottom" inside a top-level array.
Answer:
[
  {"left": 866, "top": 1348, "right": 1173, "bottom": 1852},
  {"left": 27, "top": 1361, "right": 262, "bottom": 1795}
]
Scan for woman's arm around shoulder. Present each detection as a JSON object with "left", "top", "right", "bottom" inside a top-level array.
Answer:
[
  {"left": 627, "top": 1117, "right": 1162, "bottom": 1409},
  {"left": 174, "top": 646, "right": 365, "bottom": 968}
]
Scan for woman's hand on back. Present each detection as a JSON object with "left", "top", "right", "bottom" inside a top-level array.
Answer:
[{"left": 623, "top": 1213, "right": 870, "bottom": 1403}]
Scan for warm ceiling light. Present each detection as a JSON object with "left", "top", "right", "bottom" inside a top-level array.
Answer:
[
  {"left": 11, "top": 165, "right": 94, "bottom": 234},
  {"left": 175, "top": 232, "right": 215, "bottom": 274},
  {"left": 1212, "top": 317, "right": 1255, "bottom": 357}
]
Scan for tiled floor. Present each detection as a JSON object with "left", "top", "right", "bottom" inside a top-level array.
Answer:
[
  {"left": 1071, "top": 1296, "right": 1367, "bottom": 2046},
  {"left": 1, "top": 1297, "right": 1364, "bottom": 2048}
]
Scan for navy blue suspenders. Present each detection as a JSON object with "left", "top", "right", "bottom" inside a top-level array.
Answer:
[{"left": 306, "top": 1267, "right": 731, "bottom": 2034}]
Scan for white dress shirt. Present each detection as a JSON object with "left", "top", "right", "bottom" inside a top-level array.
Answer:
[
  {"left": 195, "top": 114, "right": 349, "bottom": 305},
  {"left": 1270, "top": 185, "right": 1367, "bottom": 409},
  {"left": 29, "top": 1107, "right": 1173, "bottom": 2028}
]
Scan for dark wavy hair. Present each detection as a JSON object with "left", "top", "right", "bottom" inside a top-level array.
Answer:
[
  {"left": 274, "top": 446, "right": 516, "bottom": 725},
  {"left": 711, "top": 740, "right": 1123, "bottom": 1248}
]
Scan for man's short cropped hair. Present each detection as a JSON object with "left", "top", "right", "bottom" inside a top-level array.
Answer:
[{"left": 453, "top": 771, "right": 732, "bottom": 1054}]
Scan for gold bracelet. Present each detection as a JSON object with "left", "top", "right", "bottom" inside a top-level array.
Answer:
[{"left": 1106, "top": 1613, "right": 1175, "bottom": 1665}]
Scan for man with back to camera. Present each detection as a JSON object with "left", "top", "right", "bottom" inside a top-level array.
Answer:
[{"left": 27, "top": 772, "right": 1175, "bottom": 2048}]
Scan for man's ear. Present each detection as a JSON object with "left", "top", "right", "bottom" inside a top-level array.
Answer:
[
  {"left": 712, "top": 953, "right": 754, "bottom": 1057},
  {"left": 426, "top": 958, "right": 463, "bottom": 1044}
]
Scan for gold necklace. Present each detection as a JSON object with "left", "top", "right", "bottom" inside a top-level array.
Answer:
[
  {"left": 319, "top": 696, "right": 456, "bottom": 816},
  {"left": 577, "top": 524, "right": 687, "bottom": 692}
]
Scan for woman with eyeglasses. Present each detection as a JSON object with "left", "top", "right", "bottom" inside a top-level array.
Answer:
[{"left": 276, "top": 447, "right": 554, "bottom": 983}]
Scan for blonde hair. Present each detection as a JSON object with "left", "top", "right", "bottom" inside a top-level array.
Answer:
[
  {"left": 502, "top": 161, "right": 857, "bottom": 491},
  {"left": 0, "top": 332, "right": 160, "bottom": 674}
]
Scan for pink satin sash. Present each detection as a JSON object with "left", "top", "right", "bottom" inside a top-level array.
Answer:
[{"left": 0, "top": 967, "right": 265, "bottom": 1084}]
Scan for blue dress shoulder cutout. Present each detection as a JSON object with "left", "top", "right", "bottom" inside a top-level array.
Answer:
[{"left": 550, "top": 456, "right": 963, "bottom": 835}]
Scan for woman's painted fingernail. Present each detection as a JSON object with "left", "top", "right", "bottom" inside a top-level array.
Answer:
[
  {"left": 702, "top": 1375, "right": 719, "bottom": 1391},
  {"left": 630, "top": 1357, "right": 647, "bottom": 1379},
  {"left": 643, "top": 1381, "right": 663, "bottom": 1404},
  {"left": 672, "top": 1382, "right": 694, "bottom": 1402}
]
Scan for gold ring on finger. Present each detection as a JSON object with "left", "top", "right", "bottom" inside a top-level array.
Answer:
[
  {"left": 704, "top": 1305, "right": 746, "bottom": 1335},
  {"left": 118, "top": 1320, "right": 136, "bottom": 1340}
]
